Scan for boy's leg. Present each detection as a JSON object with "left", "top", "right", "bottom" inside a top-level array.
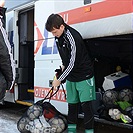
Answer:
[
  {"left": 76, "top": 77, "right": 96, "bottom": 132},
  {"left": 67, "top": 103, "right": 79, "bottom": 133},
  {"left": 66, "top": 80, "right": 79, "bottom": 133},
  {"left": 81, "top": 101, "right": 94, "bottom": 133}
]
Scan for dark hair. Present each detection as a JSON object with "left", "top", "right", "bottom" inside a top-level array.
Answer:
[{"left": 45, "top": 14, "right": 65, "bottom": 32}]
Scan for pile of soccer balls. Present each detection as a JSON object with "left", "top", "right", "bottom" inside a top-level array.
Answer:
[
  {"left": 102, "top": 88, "right": 133, "bottom": 123},
  {"left": 102, "top": 88, "right": 133, "bottom": 105},
  {"left": 17, "top": 104, "right": 66, "bottom": 133}
]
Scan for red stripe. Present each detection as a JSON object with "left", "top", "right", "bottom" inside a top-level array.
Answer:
[
  {"left": 59, "top": 0, "right": 133, "bottom": 25},
  {"left": 34, "top": 87, "right": 66, "bottom": 102}
]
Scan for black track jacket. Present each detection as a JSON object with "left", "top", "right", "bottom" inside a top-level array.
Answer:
[
  {"left": 0, "top": 7, "right": 15, "bottom": 100},
  {"left": 55, "top": 24, "right": 93, "bottom": 82}
]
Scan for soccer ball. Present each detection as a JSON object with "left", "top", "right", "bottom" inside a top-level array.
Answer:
[
  {"left": 48, "top": 117, "right": 66, "bottom": 133},
  {"left": 109, "top": 108, "right": 121, "bottom": 120},
  {"left": 125, "top": 106, "right": 133, "bottom": 118},
  {"left": 130, "top": 109, "right": 133, "bottom": 117},
  {"left": 125, "top": 106, "right": 133, "bottom": 112},
  {"left": 119, "top": 88, "right": 133, "bottom": 103},
  {"left": 102, "top": 90, "right": 118, "bottom": 105},
  {"left": 27, "top": 104, "right": 43, "bottom": 120},
  {"left": 17, "top": 117, "right": 30, "bottom": 133},
  {"left": 28, "top": 118, "right": 51, "bottom": 133}
]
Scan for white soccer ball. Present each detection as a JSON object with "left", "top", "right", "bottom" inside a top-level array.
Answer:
[
  {"left": 109, "top": 108, "right": 121, "bottom": 120},
  {"left": 28, "top": 116, "right": 51, "bottom": 133},
  {"left": 27, "top": 104, "right": 43, "bottom": 120},
  {"left": 119, "top": 88, "right": 133, "bottom": 103},
  {"left": 48, "top": 117, "right": 66, "bottom": 133},
  {"left": 17, "top": 117, "right": 30, "bottom": 133},
  {"left": 102, "top": 90, "right": 118, "bottom": 105}
]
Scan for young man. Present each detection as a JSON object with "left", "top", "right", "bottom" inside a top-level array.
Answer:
[
  {"left": 0, "top": 1, "right": 15, "bottom": 103},
  {"left": 45, "top": 14, "right": 96, "bottom": 133}
]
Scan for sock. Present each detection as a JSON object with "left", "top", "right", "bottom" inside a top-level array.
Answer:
[
  {"left": 85, "top": 129, "right": 94, "bottom": 133},
  {"left": 68, "top": 124, "right": 76, "bottom": 133}
]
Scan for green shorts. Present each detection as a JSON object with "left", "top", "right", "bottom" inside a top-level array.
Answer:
[{"left": 66, "top": 77, "right": 96, "bottom": 103}]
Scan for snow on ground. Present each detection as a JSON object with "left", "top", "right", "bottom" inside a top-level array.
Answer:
[{"left": 0, "top": 110, "right": 20, "bottom": 133}]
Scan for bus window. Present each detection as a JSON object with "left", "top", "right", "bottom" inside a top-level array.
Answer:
[{"left": 84, "top": 0, "right": 91, "bottom": 5}]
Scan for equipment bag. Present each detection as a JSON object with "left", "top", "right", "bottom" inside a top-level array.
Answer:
[{"left": 17, "top": 86, "right": 67, "bottom": 133}]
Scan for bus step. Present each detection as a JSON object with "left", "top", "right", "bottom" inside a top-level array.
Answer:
[
  {"left": 27, "top": 89, "right": 34, "bottom": 93},
  {"left": 16, "top": 100, "right": 33, "bottom": 106}
]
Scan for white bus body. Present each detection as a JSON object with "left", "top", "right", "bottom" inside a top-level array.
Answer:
[{"left": 5, "top": 0, "right": 132, "bottom": 125}]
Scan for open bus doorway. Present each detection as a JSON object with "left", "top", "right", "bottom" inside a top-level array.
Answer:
[{"left": 16, "top": 7, "right": 34, "bottom": 102}]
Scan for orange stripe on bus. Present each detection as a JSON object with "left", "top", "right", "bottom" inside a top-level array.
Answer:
[{"left": 59, "top": 0, "right": 133, "bottom": 25}]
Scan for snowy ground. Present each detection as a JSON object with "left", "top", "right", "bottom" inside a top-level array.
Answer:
[
  {"left": 0, "top": 103, "right": 84, "bottom": 133},
  {"left": 0, "top": 113, "right": 19, "bottom": 133},
  {"left": 0, "top": 102, "right": 27, "bottom": 133},
  {"left": 0, "top": 102, "right": 132, "bottom": 133}
]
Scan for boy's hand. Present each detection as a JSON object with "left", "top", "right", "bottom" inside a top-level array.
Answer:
[{"left": 52, "top": 79, "right": 61, "bottom": 89}]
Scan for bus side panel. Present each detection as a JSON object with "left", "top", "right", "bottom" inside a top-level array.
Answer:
[{"left": 34, "top": 0, "right": 68, "bottom": 115}]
